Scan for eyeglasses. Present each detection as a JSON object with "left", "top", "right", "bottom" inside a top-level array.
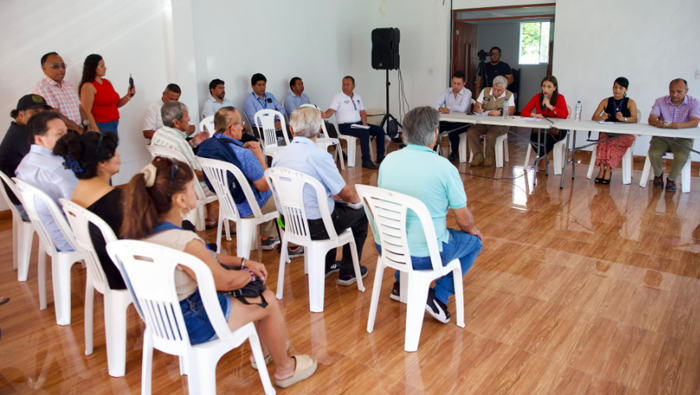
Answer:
[
  {"left": 45, "top": 63, "right": 67, "bottom": 69},
  {"left": 492, "top": 52, "right": 501, "bottom": 55}
]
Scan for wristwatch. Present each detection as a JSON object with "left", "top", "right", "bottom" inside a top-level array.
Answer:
[{"left": 240, "top": 257, "right": 246, "bottom": 269}]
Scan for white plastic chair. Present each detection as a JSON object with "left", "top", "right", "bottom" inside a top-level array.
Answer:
[
  {"left": 105, "top": 240, "right": 275, "bottom": 395},
  {"left": 524, "top": 104, "right": 572, "bottom": 174},
  {"left": 60, "top": 199, "right": 133, "bottom": 377},
  {"left": 586, "top": 109, "right": 643, "bottom": 185},
  {"left": 199, "top": 116, "right": 215, "bottom": 133},
  {"left": 299, "top": 104, "right": 345, "bottom": 170},
  {"left": 146, "top": 145, "right": 218, "bottom": 231},
  {"left": 254, "top": 109, "right": 290, "bottom": 159},
  {"left": 355, "top": 184, "right": 465, "bottom": 352},
  {"left": 264, "top": 167, "right": 365, "bottom": 313},
  {"left": 0, "top": 172, "right": 35, "bottom": 281},
  {"left": 332, "top": 117, "right": 376, "bottom": 167},
  {"left": 14, "top": 178, "right": 83, "bottom": 326},
  {"left": 639, "top": 152, "right": 691, "bottom": 193},
  {"left": 196, "top": 157, "right": 279, "bottom": 257}
]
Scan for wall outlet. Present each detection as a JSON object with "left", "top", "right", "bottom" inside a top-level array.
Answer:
[{"left": 696, "top": 69, "right": 700, "bottom": 79}]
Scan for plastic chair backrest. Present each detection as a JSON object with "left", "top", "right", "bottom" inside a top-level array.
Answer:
[
  {"left": 146, "top": 145, "right": 207, "bottom": 201},
  {"left": 637, "top": 109, "right": 643, "bottom": 122},
  {"left": 199, "top": 116, "right": 215, "bottom": 133},
  {"left": 0, "top": 171, "right": 25, "bottom": 221},
  {"left": 254, "top": 109, "right": 289, "bottom": 151},
  {"left": 106, "top": 240, "right": 232, "bottom": 352},
  {"left": 298, "top": 104, "right": 330, "bottom": 138},
  {"left": 355, "top": 184, "right": 446, "bottom": 274},
  {"left": 567, "top": 104, "right": 573, "bottom": 120},
  {"left": 14, "top": 178, "right": 79, "bottom": 255},
  {"left": 264, "top": 167, "right": 337, "bottom": 243},
  {"left": 196, "top": 157, "right": 263, "bottom": 220}
]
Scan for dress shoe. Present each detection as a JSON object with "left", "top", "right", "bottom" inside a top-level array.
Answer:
[
  {"left": 362, "top": 161, "right": 379, "bottom": 170},
  {"left": 653, "top": 174, "right": 664, "bottom": 189},
  {"left": 483, "top": 156, "right": 493, "bottom": 166},
  {"left": 665, "top": 178, "right": 677, "bottom": 192},
  {"left": 448, "top": 153, "right": 459, "bottom": 162},
  {"left": 469, "top": 152, "right": 484, "bottom": 167},
  {"left": 376, "top": 156, "right": 385, "bottom": 164}
]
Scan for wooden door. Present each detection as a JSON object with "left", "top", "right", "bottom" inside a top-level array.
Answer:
[{"left": 452, "top": 22, "right": 478, "bottom": 97}]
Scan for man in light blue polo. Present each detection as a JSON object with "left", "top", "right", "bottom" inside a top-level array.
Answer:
[
  {"left": 375, "top": 106, "right": 482, "bottom": 324},
  {"left": 243, "top": 73, "right": 286, "bottom": 132},
  {"left": 202, "top": 79, "right": 234, "bottom": 119},
  {"left": 284, "top": 77, "right": 311, "bottom": 115},
  {"left": 272, "top": 106, "right": 369, "bottom": 286}
]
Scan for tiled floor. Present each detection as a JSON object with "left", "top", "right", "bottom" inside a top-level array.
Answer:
[{"left": 1, "top": 130, "right": 699, "bottom": 394}]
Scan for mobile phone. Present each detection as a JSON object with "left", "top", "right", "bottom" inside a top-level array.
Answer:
[{"left": 128, "top": 74, "right": 134, "bottom": 97}]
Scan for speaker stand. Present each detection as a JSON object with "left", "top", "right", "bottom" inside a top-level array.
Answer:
[{"left": 379, "top": 69, "right": 401, "bottom": 131}]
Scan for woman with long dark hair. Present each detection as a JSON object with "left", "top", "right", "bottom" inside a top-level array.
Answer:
[
  {"left": 79, "top": 54, "right": 135, "bottom": 134},
  {"left": 53, "top": 131, "right": 125, "bottom": 289},
  {"left": 521, "top": 76, "right": 569, "bottom": 170},
  {"left": 590, "top": 77, "right": 638, "bottom": 184},
  {"left": 121, "top": 157, "right": 317, "bottom": 389}
]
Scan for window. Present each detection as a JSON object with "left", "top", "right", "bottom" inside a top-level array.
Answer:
[{"left": 519, "top": 21, "right": 551, "bottom": 64}]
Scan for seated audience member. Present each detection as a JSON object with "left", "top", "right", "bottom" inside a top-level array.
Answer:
[
  {"left": 32, "top": 52, "right": 89, "bottom": 133},
  {"left": 647, "top": 78, "right": 700, "bottom": 192},
  {"left": 273, "top": 107, "right": 369, "bottom": 285},
  {"left": 121, "top": 158, "right": 317, "bottom": 389},
  {"left": 590, "top": 77, "right": 638, "bottom": 185},
  {"left": 375, "top": 106, "right": 482, "bottom": 323},
  {"left": 201, "top": 79, "right": 234, "bottom": 119},
  {"left": 142, "top": 83, "right": 195, "bottom": 140},
  {"left": 243, "top": 73, "right": 288, "bottom": 141},
  {"left": 521, "top": 76, "right": 569, "bottom": 171},
  {"left": 53, "top": 131, "right": 125, "bottom": 290},
  {"left": 284, "top": 77, "right": 311, "bottom": 115},
  {"left": 322, "top": 76, "right": 386, "bottom": 169},
  {"left": 197, "top": 106, "right": 302, "bottom": 257},
  {"left": 434, "top": 71, "right": 472, "bottom": 162},
  {"left": 151, "top": 101, "right": 216, "bottom": 228},
  {"left": 0, "top": 94, "right": 52, "bottom": 219},
  {"left": 468, "top": 75, "right": 515, "bottom": 166},
  {"left": 475, "top": 46, "right": 514, "bottom": 93},
  {"left": 16, "top": 112, "right": 78, "bottom": 251}
]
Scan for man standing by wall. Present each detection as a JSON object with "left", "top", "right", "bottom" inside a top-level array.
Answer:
[{"left": 475, "top": 46, "right": 514, "bottom": 93}]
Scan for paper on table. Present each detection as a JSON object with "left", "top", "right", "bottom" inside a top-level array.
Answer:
[
  {"left": 519, "top": 117, "right": 543, "bottom": 122},
  {"left": 474, "top": 112, "right": 489, "bottom": 116},
  {"left": 598, "top": 121, "right": 615, "bottom": 124},
  {"left": 351, "top": 124, "right": 370, "bottom": 129}
]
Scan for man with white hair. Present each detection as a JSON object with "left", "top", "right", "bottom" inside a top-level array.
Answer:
[
  {"left": 468, "top": 75, "right": 515, "bottom": 167},
  {"left": 376, "top": 106, "right": 482, "bottom": 323},
  {"left": 272, "top": 106, "right": 369, "bottom": 286}
]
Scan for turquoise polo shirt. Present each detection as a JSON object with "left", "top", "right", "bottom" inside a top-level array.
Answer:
[{"left": 374, "top": 144, "right": 467, "bottom": 257}]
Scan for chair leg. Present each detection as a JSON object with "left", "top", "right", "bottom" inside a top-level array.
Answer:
[
  {"left": 367, "top": 260, "right": 385, "bottom": 333},
  {"left": 495, "top": 136, "right": 504, "bottom": 168},
  {"left": 236, "top": 222, "right": 254, "bottom": 260},
  {"left": 308, "top": 245, "right": 328, "bottom": 313},
  {"left": 524, "top": 145, "right": 531, "bottom": 169},
  {"left": 347, "top": 239, "right": 365, "bottom": 292},
  {"left": 215, "top": 217, "right": 223, "bottom": 254},
  {"left": 276, "top": 234, "right": 289, "bottom": 300},
  {"left": 12, "top": 217, "right": 18, "bottom": 271},
  {"left": 504, "top": 137, "right": 509, "bottom": 162},
  {"left": 249, "top": 330, "right": 276, "bottom": 395},
  {"left": 459, "top": 134, "right": 467, "bottom": 163},
  {"left": 38, "top": 246, "right": 47, "bottom": 310},
  {"left": 452, "top": 265, "right": 465, "bottom": 328},
  {"left": 85, "top": 280, "right": 95, "bottom": 355},
  {"left": 640, "top": 155, "right": 652, "bottom": 188},
  {"left": 17, "top": 224, "right": 33, "bottom": 281},
  {"left": 336, "top": 144, "right": 345, "bottom": 170},
  {"left": 622, "top": 148, "right": 632, "bottom": 185},
  {"left": 404, "top": 277, "right": 431, "bottom": 352},
  {"left": 586, "top": 148, "right": 597, "bottom": 179},
  {"left": 141, "top": 333, "right": 154, "bottom": 395},
  {"left": 681, "top": 160, "right": 691, "bottom": 193},
  {"left": 104, "top": 291, "right": 128, "bottom": 377},
  {"left": 53, "top": 255, "right": 74, "bottom": 325},
  {"left": 346, "top": 138, "right": 356, "bottom": 167},
  {"left": 195, "top": 205, "right": 205, "bottom": 232}
]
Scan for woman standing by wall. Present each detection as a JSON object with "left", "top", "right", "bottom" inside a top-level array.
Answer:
[{"left": 79, "top": 54, "right": 135, "bottom": 134}]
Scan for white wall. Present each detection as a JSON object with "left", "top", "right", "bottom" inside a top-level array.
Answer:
[
  {"left": 0, "top": 0, "right": 171, "bottom": 211},
  {"left": 475, "top": 21, "right": 549, "bottom": 112}
]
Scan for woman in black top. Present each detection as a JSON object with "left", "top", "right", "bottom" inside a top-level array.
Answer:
[
  {"left": 53, "top": 131, "right": 125, "bottom": 289},
  {"left": 590, "top": 77, "right": 638, "bottom": 184}
]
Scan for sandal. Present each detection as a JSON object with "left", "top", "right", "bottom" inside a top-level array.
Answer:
[
  {"left": 205, "top": 220, "right": 218, "bottom": 230},
  {"left": 600, "top": 177, "right": 611, "bottom": 185},
  {"left": 0, "top": 297, "right": 9, "bottom": 306},
  {"left": 595, "top": 177, "right": 604, "bottom": 184},
  {"left": 274, "top": 355, "right": 318, "bottom": 389},
  {"left": 251, "top": 339, "right": 289, "bottom": 369}
]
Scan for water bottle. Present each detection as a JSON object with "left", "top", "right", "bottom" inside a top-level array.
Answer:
[
  {"left": 503, "top": 98, "right": 509, "bottom": 120},
  {"left": 575, "top": 101, "right": 582, "bottom": 122}
]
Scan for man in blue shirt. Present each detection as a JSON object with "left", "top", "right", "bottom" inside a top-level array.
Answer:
[
  {"left": 16, "top": 111, "right": 79, "bottom": 252},
  {"left": 376, "top": 106, "right": 482, "bottom": 324},
  {"left": 284, "top": 77, "right": 311, "bottom": 115},
  {"left": 243, "top": 73, "right": 290, "bottom": 143},
  {"left": 201, "top": 79, "right": 235, "bottom": 119},
  {"left": 433, "top": 71, "right": 472, "bottom": 162},
  {"left": 272, "top": 106, "right": 369, "bottom": 285}
]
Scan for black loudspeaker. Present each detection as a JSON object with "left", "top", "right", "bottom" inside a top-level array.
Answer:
[{"left": 371, "top": 28, "right": 400, "bottom": 70}]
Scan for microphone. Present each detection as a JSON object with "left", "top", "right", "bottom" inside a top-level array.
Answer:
[{"left": 544, "top": 94, "right": 549, "bottom": 99}]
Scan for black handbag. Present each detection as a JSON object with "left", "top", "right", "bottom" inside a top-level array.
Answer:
[{"left": 221, "top": 263, "right": 268, "bottom": 308}]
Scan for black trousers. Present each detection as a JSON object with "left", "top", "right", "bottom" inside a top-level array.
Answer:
[
  {"left": 529, "top": 129, "right": 568, "bottom": 158},
  {"left": 307, "top": 204, "right": 368, "bottom": 275},
  {"left": 338, "top": 122, "right": 385, "bottom": 162},
  {"left": 434, "top": 121, "right": 470, "bottom": 155}
]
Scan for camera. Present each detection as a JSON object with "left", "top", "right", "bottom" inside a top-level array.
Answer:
[{"left": 477, "top": 50, "right": 494, "bottom": 61}]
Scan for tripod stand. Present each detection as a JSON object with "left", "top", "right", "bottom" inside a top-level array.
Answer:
[
  {"left": 470, "top": 57, "right": 489, "bottom": 94},
  {"left": 379, "top": 69, "right": 401, "bottom": 134}
]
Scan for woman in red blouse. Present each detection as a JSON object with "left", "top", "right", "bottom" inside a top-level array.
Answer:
[
  {"left": 79, "top": 54, "right": 135, "bottom": 134},
  {"left": 521, "top": 76, "right": 569, "bottom": 170}
]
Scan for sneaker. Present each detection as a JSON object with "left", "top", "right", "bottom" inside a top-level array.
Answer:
[
  {"left": 483, "top": 156, "right": 493, "bottom": 166},
  {"left": 665, "top": 178, "right": 677, "bottom": 192},
  {"left": 469, "top": 152, "right": 484, "bottom": 167},
  {"left": 287, "top": 246, "right": 305, "bottom": 259},
  {"left": 390, "top": 281, "right": 400, "bottom": 302},
  {"left": 325, "top": 261, "right": 341, "bottom": 278},
  {"left": 362, "top": 161, "right": 379, "bottom": 170},
  {"left": 337, "top": 265, "right": 368, "bottom": 286},
  {"left": 261, "top": 236, "right": 280, "bottom": 251},
  {"left": 653, "top": 173, "right": 664, "bottom": 189},
  {"left": 425, "top": 288, "right": 450, "bottom": 324}
]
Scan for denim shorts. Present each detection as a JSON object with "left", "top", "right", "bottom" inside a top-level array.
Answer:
[{"left": 180, "top": 288, "right": 232, "bottom": 345}]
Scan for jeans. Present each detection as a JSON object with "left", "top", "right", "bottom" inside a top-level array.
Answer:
[
  {"left": 307, "top": 204, "right": 368, "bottom": 275},
  {"left": 96, "top": 120, "right": 119, "bottom": 135},
  {"left": 376, "top": 228, "right": 482, "bottom": 305},
  {"left": 338, "top": 122, "right": 385, "bottom": 162},
  {"left": 180, "top": 288, "right": 232, "bottom": 345}
]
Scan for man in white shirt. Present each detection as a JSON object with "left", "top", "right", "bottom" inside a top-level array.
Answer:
[
  {"left": 201, "top": 79, "right": 235, "bottom": 119},
  {"left": 433, "top": 71, "right": 472, "bottom": 162},
  {"left": 322, "top": 76, "right": 385, "bottom": 170},
  {"left": 16, "top": 111, "right": 78, "bottom": 251},
  {"left": 468, "top": 75, "right": 515, "bottom": 166},
  {"left": 142, "top": 84, "right": 195, "bottom": 140}
]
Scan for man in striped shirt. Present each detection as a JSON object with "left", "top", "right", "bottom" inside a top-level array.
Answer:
[
  {"left": 648, "top": 78, "right": 700, "bottom": 192},
  {"left": 32, "top": 52, "right": 89, "bottom": 133}
]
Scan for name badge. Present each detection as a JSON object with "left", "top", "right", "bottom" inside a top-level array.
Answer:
[
  {"left": 344, "top": 100, "right": 350, "bottom": 103},
  {"left": 483, "top": 97, "right": 490, "bottom": 101}
]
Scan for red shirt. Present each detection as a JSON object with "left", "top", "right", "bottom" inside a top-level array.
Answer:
[
  {"left": 90, "top": 78, "right": 121, "bottom": 122},
  {"left": 521, "top": 93, "right": 569, "bottom": 119}
]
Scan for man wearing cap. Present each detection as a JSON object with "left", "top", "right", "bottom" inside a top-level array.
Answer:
[
  {"left": 0, "top": 94, "right": 52, "bottom": 219},
  {"left": 32, "top": 52, "right": 91, "bottom": 133}
]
